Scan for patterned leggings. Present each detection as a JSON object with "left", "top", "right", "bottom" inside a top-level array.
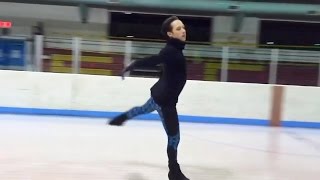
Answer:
[{"left": 126, "top": 97, "right": 180, "bottom": 164}]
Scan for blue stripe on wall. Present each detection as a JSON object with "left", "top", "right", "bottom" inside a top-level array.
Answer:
[
  {"left": 0, "top": 106, "right": 319, "bottom": 129},
  {"left": 281, "top": 121, "right": 320, "bottom": 129}
]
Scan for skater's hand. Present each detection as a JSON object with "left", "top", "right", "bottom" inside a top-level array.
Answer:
[
  {"left": 121, "top": 60, "right": 136, "bottom": 80},
  {"left": 120, "top": 68, "right": 128, "bottom": 80}
]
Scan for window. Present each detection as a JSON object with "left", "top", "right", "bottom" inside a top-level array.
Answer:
[
  {"left": 110, "top": 12, "right": 212, "bottom": 42},
  {"left": 259, "top": 20, "right": 320, "bottom": 50}
]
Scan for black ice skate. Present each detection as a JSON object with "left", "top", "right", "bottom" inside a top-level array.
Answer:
[
  {"left": 168, "top": 163, "right": 190, "bottom": 180},
  {"left": 108, "top": 113, "right": 128, "bottom": 126}
]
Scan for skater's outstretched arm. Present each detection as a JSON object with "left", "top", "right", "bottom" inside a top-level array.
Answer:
[
  {"left": 126, "top": 55, "right": 162, "bottom": 71},
  {"left": 121, "top": 49, "right": 171, "bottom": 77}
]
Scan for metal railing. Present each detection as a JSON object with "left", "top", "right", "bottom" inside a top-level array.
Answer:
[{"left": 1, "top": 35, "right": 320, "bottom": 86}]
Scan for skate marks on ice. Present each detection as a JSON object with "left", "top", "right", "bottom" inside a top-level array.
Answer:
[
  {"left": 284, "top": 130, "right": 320, "bottom": 153},
  {"left": 125, "top": 161, "right": 233, "bottom": 180},
  {"left": 127, "top": 173, "right": 148, "bottom": 180}
]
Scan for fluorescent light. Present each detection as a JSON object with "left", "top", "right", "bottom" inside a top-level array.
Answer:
[
  {"left": 267, "top": 42, "right": 274, "bottom": 45},
  {"left": 314, "top": 43, "right": 320, "bottom": 46},
  {"left": 124, "top": 12, "right": 132, "bottom": 14},
  {"left": 126, "top": 35, "right": 134, "bottom": 38}
]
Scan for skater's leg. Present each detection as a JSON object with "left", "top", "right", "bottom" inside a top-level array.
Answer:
[
  {"left": 109, "top": 98, "right": 157, "bottom": 125},
  {"left": 156, "top": 105, "right": 189, "bottom": 180},
  {"left": 157, "top": 106, "right": 180, "bottom": 164},
  {"left": 126, "top": 98, "right": 158, "bottom": 119}
]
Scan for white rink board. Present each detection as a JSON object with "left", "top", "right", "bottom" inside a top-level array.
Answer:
[
  {"left": 0, "top": 70, "right": 319, "bottom": 124},
  {"left": 0, "top": 70, "right": 271, "bottom": 120}
]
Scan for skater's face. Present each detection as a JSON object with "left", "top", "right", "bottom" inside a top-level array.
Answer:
[{"left": 167, "top": 20, "right": 186, "bottom": 42}]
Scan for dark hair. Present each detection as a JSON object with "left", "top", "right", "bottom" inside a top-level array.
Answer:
[{"left": 161, "top": 16, "right": 179, "bottom": 39}]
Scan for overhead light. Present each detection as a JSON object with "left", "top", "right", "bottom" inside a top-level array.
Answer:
[
  {"left": 126, "top": 35, "right": 134, "bottom": 38},
  {"left": 314, "top": 44, "right": 320, "bottom": 46},
  {"left": 107, "top": 0, "right": 119, "bottom": 4},
  {"left": 307, "top": 10, "right": 319, "bottom": 15},
  {"left": 228, "top": 5, "right": 240, "bottom": 11},
  {"left": 267, "top": 42, "right": 274, "bottom": 45},
  {"left": 124, "top": 12, "right": 132, "bottom": 14}
]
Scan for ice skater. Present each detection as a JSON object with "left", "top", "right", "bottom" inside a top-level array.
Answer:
[{"left": 108, "top": 16, "right": 189, "bottom": 180}]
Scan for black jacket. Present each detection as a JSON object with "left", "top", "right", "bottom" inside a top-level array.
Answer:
[{"left": 126, "top": 38, "right": 187, "bottom": 106}]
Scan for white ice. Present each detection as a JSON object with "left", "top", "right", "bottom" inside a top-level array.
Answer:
[{"left": 0, "top": 114, "right": 320, "bottom": 180}]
